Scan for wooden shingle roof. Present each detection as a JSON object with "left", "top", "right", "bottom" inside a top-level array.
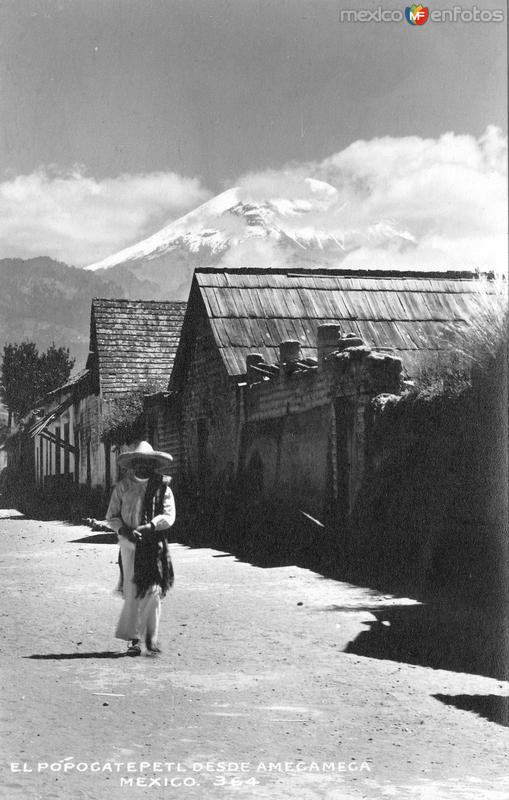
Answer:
[
  {"left": 91, "top": 298, "right": 186, "bottom": 397},
  {"left": 192, "top": 267, "right": 498, "bottom": 377}
]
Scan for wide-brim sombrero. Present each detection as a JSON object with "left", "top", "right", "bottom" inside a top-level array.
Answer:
[{"left": 117, "top": 441, "right": 173, "bottom": 470}]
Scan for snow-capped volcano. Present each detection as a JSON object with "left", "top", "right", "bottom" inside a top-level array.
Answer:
[{"left": 85, "top": 178, "right": 414, "bottom": 298}]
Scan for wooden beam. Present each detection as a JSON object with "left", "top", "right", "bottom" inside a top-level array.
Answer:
[{"left": 38, "top": 430, "right": 76, "bottom": 455}]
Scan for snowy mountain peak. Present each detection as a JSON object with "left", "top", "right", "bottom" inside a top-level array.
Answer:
[
  {"left": 85, "top": 177, "right": 414, "bottom": 300},
  {"left": 85, "top": 179, "right": 352, "bottom": 272}
]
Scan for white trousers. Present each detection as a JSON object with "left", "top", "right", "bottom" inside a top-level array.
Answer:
[{"left": 115, "top": 539, "right": 161, "bottom": 644}]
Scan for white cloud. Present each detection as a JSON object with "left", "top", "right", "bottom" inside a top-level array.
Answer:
[
  {"left": 221, "top": 237, "right": 286, "bottom": 268},
  {"left": 234, "top": 125, "right": 508, "bottom": 273},
  {"left": 0, "top": 167, "right": 211, "bottom": 266},
  {"left": 0, "top": 127, "right": 506, "bottom": 275}
]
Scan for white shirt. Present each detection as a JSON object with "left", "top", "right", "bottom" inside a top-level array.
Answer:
[{"left": 106, "top": 474, "right": 176, "bottom": 534}]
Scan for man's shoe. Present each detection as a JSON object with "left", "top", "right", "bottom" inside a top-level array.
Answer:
[
  {"left": 127, "top": 639, "right": 141, "bottom": 656},
  {"left": 145, "top": 634, "right": 162, "bottom": 654}
]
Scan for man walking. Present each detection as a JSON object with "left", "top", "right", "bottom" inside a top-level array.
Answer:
[{"left": 106, "top": 441, "right": 175, "bottom": 656}]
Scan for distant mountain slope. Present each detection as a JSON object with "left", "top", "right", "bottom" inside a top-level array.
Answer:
[
  {"left": 86, "top": 178, "right": 415, "bottom": 297},
  {"left": 0, "top": 257, "right": 160, "bottom": 364}
]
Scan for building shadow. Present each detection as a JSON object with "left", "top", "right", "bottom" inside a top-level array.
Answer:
[
  {"left": 433, "top": 694, "right": 509, "bottom": 727},
  {"left": 176, "top": 513, "right": 508, "bottom": 681},
  {"left": 25, "top": 651, "right": 126, "bottom": 660},
  {"left": 344, "top": 603, "right": 508, "bottom": 680},
  {"left": 319, "top": 604, "right": 401, "bottom": 613},
  {"left": 174, "top": 525, "right": 410, "bottom": 591}
]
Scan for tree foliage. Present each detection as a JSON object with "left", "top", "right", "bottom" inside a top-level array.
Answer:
[
  {"left": 102, "top": 384, "right": 158, "bottom": 445},
  {"left": 413, "top": 288, "right": 507, "bottom": 400},
  {"left": 0, "top": 421, "right": 9, "bottom": 446},
  {"left": 0, "top": 341, "right": 75, "bottom": 421}
]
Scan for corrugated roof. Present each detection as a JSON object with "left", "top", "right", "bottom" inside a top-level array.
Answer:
[
  {"left": 193, "top": 267, "right": 498, "bottom": 377},
  {"left": 91, "top": 298, "right": 187, "bottom": 397}
]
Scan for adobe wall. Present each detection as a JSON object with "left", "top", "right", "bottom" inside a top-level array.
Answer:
[
  {"left": 178, "top": 314, "right": 240, "bottom": 494},
  {"left": 75, "top": 392, "right": 104, "bottom": 488},
  {"left": 240, "top": 404, "right": 332, "bottom": 520},
  {"left": 144, "top": 399, "right": 182, "bottom": 481},
  {"left": 235, "top": 331, "right": 403, "bottom": 548}
]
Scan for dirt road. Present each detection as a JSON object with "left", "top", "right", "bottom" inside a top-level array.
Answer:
[{"left": 0, "top": 509, "right": 508, "bottom": 800}]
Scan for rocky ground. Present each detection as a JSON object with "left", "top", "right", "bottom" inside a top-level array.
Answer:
[{"left": 0, "top": 509, "right": 508, "bottom": 800}]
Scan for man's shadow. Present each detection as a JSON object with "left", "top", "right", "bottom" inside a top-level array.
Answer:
[
  {"left": 25, "top": 651, "right": 127, "bottom": 660},
  {"left": 69, "top": 533, "right": 118, "bottom": 544}
]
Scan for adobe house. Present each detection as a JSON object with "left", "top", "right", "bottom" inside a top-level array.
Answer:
[
  {"left": 29, "top": 368, "right": 91, "bottom": 495},
  {"left": 165, "top": 266, "right": 495, "bottom": 538},
  {"left": 27, "top": 298, "right": 186, "bottom": 500}
]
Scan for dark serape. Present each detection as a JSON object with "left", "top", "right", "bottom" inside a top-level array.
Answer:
[{"left": 133, "top": 475, "right": 175, "bottom": 598}]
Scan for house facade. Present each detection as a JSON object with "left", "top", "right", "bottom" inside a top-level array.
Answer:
[
  {"left": 30, "top": 369, "right": 91, "bottom": 494},
  {"left": 165, "top": 267, "right": 495, "bottom": 540},
  {"left": 28, "top": 298, "right": 186, "bottom": 500}
]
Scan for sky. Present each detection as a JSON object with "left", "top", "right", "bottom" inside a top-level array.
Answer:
[{"left": 0, "top": 0, "right": 507, "bottom": 269}]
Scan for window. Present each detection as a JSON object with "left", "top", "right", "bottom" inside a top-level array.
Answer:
[
  {"left": 55, "top": 426, "right": 61, "bottom": 474},
  {"left": 64, "top": 423, "right": 70, "bottom": 474}
]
